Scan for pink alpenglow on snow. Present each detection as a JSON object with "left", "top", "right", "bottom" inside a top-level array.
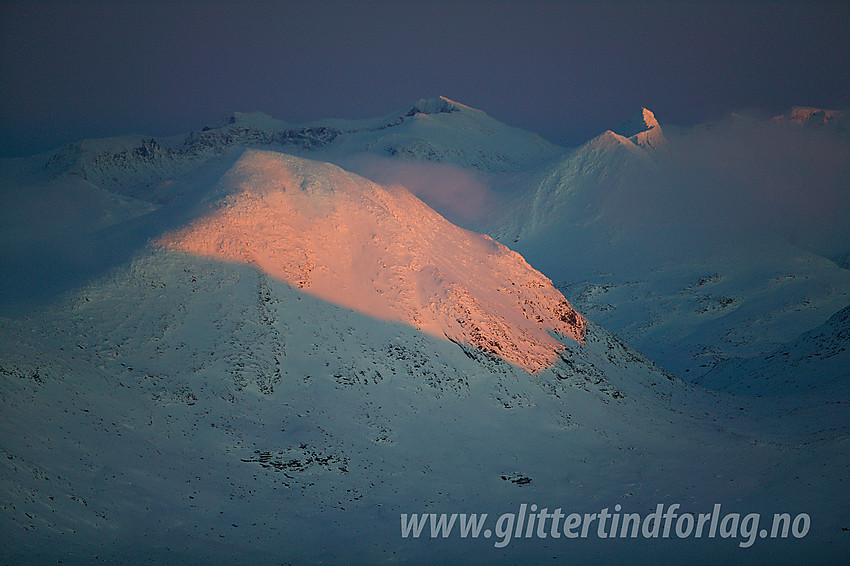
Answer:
[{"left": 157, "top": 150, "right": 586, "bottom": 373}]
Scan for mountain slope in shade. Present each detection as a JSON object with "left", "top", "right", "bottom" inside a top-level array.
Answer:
[
  {"left": 698, "top": 305, "right": 850, "bottom": 394},
  {"left": 485, "top": 120, "right": 660, "bottom": 246},
  {"left": 521, "top": 107, "right": 669, "bottom": 235},
  {"left": 157, "top": 149, "right": 585, "bottom": 373},
  {"left": 0, "top": 175, "right": 157, "bottom": 247}
]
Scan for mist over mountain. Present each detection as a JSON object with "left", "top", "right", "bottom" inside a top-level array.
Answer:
[
  {"left": 467, "top": 106, "right": 850, "bottom": 379},
  {"left": 2, "top": 97, "right": 849, "bottom": 564}
]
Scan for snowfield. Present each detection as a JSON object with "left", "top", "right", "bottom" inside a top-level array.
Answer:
[{"left": 1, "top": 97, "right": 848, "bottom": 564}]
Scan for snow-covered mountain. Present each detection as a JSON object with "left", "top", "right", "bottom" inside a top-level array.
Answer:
[
  {"left": 3, "top": 98, "right": 847, "bottom": 380},
  {"left": 504, "top": 124, "right": 660, "bottom": 243},
  {"left": 3, "top": 185, "right": 847, "bottom": 563},
  {"left": 8, "top": 96, "right": 561, "bottom": 205},
  {"left": 470, "top": 107, "right": 850, "bottom": 380},
  {"left": 157, "top": 149, "right": 585, "bottom": 373},
  {"left": 329, "top": 96, "right": 564, "bottom": 170},
  {"left": 10, "top": 230, "right": 846, "bottom": 564},
  {"left": 2, "top": 98, "right": 849, "bottom": 564}
]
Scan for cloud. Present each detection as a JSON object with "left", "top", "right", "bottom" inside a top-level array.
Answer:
[
  {"left": 610, "top": 116, "right": 850, "bottom": 259},
  {"left": 338, "top": 154, "right": 502, "bottom": 226},
  {"left": 688, "top": 118, "right": 846, "bottom": 254}
]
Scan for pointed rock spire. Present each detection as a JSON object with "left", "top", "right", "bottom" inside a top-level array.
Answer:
[{"left": 615, "top": 108, "right": 667, "bottom": 150}]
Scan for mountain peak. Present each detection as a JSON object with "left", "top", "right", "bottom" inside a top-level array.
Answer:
[
  {"left": 640, "top": 107, "right": 660, "bottom": 129},
  {"left": 615, "top": 108, "right": 657, "bottom": 137},
  {"left": 157, "top": 150, "right": 585, "bottom": 373},
  {"left": 405, "top": 96, "right": 476, "bottom": 117},
  {"left": 615, "top": 107, "right": 666, "bottom": 150},
  {"left": 349, "top": 96, "right": 563, "bottom": 171}
]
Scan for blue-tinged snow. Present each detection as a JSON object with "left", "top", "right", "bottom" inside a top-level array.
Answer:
[{"left": 1, "top": 98, "right": 849, "bottom": 564}]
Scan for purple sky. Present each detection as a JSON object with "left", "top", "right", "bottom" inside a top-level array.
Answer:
[{"left": 2, "top": 0, "right": 849, "bottom": 157}]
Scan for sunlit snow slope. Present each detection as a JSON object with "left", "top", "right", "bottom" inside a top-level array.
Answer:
[{"left": 157, "top": 150, "right": 585, "bottom": 373}]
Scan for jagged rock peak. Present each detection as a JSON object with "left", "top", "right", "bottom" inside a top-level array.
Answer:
[
  {"left": 640, "top": 107, "right": 660, "bottom": 129},
  {"left": 615, "top": 108, "right": 659, "bottom": 137},
  {"left": 615, "top": 107, "right": 666, "bottom": 150}
]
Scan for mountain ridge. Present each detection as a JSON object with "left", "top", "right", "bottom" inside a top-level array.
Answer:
[{"left": 14, "top": 96, "right": 562, "bottom": 201}]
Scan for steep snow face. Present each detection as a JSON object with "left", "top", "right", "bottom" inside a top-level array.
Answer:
[{"left": 157, "top": 150, "right": 585, "bottom": 373}]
